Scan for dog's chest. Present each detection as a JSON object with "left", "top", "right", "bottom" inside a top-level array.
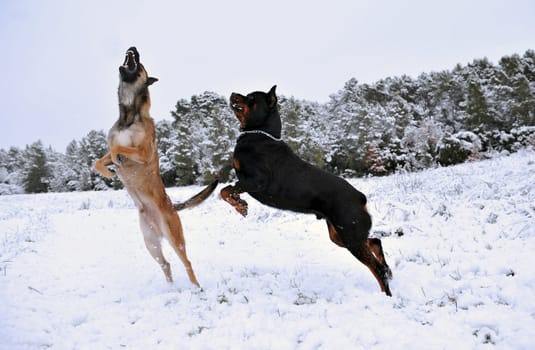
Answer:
[{"left": 110, "top": 124, "right": 145, "bottom": 147}]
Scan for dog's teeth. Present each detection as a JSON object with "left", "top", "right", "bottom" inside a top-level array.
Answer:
[{"left": 232, "top": 103, "right": 243, "bottom": 111}]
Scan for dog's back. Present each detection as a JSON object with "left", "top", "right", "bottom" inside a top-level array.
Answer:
[{"left": 235, "top": 133, "right": 367, "bottom": 218}]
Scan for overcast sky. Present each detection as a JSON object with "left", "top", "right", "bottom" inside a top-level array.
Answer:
[{"left": 1, "top": 0, "right": 534, "bottom": 151}]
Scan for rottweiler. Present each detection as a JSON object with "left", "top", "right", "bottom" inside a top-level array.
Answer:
[{"left": 220, "top": 85, "right": 393, "bottom": 296}]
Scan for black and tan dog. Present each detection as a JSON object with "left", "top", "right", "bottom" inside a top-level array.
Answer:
[
  {"left": 95, "top": 47, "right": 217, "bottom": 287},
  {"left": 221, "top": 86, "right": 393, "bottom": 296}
]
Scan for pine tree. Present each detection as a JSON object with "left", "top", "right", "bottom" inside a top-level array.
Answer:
[
  {"left": 5, "top": 147, "right": 25, "bottom": 191},
  {"left": 62, "top": 140, "right": 87, "bottom": 191},
  {"left": 206, "top": 102, "right": 236, "bottom": 183},
  {"left": 171, "top": 98, "right": 198, "bottom": 185},
  {"left": 2, "top": 49, "right": 534, "bottom": 193},
  {"left": 171, "top": 92, "right": 236, "bottom": 184},
  {"left": 46, "top": 146, "right": 70, "bottom": 192},
  {"left": 78, "top": 130, "right": 110, "bottom": 190},
  {"left": 295, "top": 100, "right": 327, "bottom": 169},
  {"left": 466, "top": 79, "right": 491, "bottom": 129},
  {"left": 279, "top": 96, "right": 326, "bottom": 167},
  {"left": 22, "top": 141, "right": 50, "bottom": 193},
  {"left": 279, "top": 96, "right": 301, "bottom": 149},
  {"left": 510, "top": 75, "right": 535, "bottom": 126},
  {"left": 325, "top": 78, "right": 368, "bottom": 175},
  {"left": 156, "top": 120, "right": 179, "bottom": 186}
]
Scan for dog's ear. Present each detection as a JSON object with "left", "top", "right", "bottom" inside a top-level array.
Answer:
[
  {"left": 267, "top": 85, "right": 277, "bottom": 109},
  {"left": 147, "top": 77, "right": 159, "bottom": 86}
]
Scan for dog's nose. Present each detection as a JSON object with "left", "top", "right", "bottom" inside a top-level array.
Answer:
[{"left": 230, "top": 93, "right": 244, "bottom": 102}]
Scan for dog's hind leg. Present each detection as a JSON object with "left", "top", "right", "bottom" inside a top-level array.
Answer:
[
  {"left": 140, "top": 215, "right": 173, "bottom": 282},
  {"left": 162, "top": 213, "right": 200, "bottom": 288},
  {"left": 336, "top": 210, "right": 392, "bottom": 296},
  {"left": 327, "top": 221, "right": 345, "bottom": 247},
  {"left": 346, "top": 241, "right": 393, "bottom": 296},
  {"left": 368, "top": 238, "right": 393, "bottom": 279},
  {"left": 346, "top": 242, "right": 392, "bottom": 296}
]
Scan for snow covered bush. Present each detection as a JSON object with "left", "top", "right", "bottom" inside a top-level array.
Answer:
[
  {"left": 438, "top": 131, "right": 481, "bottom": 166},
  {"left": 477, "top": 126, "right": 535, "bottom": 153},
  {"left": 510, "top": 126, "right": 535, "bottom": 151}
]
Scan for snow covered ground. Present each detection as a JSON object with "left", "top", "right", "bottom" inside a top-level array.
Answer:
[{"left": 1, "top": 150, "right": 534, "bottom": 349}]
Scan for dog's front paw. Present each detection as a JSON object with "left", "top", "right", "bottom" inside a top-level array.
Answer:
[
  {"left": 102, "top": 167, "right": 116, "bottom": 178},
  {"left": 234, "top": 197, "right": 248, "bottom": 217},
  {"left": 95, "top": 160, "right": 116, "bottom": 178},
  {"left": 221, "top": 186, "right": 249, "bottom": 217}
]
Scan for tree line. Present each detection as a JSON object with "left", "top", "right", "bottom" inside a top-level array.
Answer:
[{"left": 1, "top": 50, "right": 534, "bottom": 194}]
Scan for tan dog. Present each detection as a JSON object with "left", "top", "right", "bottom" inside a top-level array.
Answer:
[{"left": 95, "top": 47, "right": 217, "bottom": 287}]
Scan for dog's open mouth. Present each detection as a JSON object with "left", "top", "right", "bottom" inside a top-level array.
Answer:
[
  {"left": 231, "top": 102, "right": 244, "bottom": 112},
  {"left": 230, "top": 93, "right": 246, "bottom": 112},
  {"left": 229, "top": 93, "right": 249, "bottom": 127},
  {"left": 123, "top": 49, "right": 138, "bottom": 72},
  {"left": 119, "top": 47, "right": 140, "bottom": 82}
]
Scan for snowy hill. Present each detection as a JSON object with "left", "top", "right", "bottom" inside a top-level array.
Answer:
[{"left": 1, "top": 150, "right": 534, "bottom": 349}]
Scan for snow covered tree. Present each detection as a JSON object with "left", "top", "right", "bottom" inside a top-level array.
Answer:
[
  {"left": 2, "top": 49, "right": 534, "bottom": 193},
  {"left": 401, "top": 119, "right": 443, "bottom": 170},
  {"left": 510, "top": 75, "right": 535, "bottom": 126},
  {"left": 171, "top": 98, "right": 197, "bottom": 185},
  {"left": 54, "top": 140, "right": 91, "bottom": 191},
  {"left": 0, "top": 148, "right": 24, "bottom": 194},
  {"left": 279, "top": 97, "right": 326, "bottom": 169},
  {"left": 46, "top": 146, "right": 71, "bottom": 192},
  {"left": 466, "top": 78, "right": 495, "bottom": 132},
  {"left": 365, "top": 141, "right": 387, "bottom": 175},
  {"left": 22, "top": 141, "right": 50, "bottom": 193},
  {"left": 156, "top": 120, "right": 179, "bottom": 186},
  {"left": 205, "top": 100, "right": 236, "bottom": 182},
  {"left": 78, "top": 130, "right": 111, "bottom": 190},
  {"left": 171, "top": 92, "right": 237, "bottom": 184},
  {"left": 325, "top": 78, "right": 369, "bottom": 175},
  {"left": 279, "top": 96, "right": 301, "bottom": 150},
  {"left": 0, "top": 147, "right": 25, "bottom": 194}
]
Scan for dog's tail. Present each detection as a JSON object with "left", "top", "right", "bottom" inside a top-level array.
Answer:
[{"left": 173, "top": 177, "right": 219, "bottom": 211}]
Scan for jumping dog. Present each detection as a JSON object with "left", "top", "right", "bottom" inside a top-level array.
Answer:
[
  {"left": 221, "top": 86, "right": 393, "bottom": 296},
  {"left": 95, "top": 47, "right": 217, "bottom": 287}
]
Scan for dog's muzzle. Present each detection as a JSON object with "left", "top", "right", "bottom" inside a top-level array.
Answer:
[
  {"left": 230, "top": 93, "right": 245, "bottom": 112},
  {"left": 119, "top": 47, "right": 140, "bottom": 82},
  {"left": 231, "top": 103, "right": 244, "bottom": 112},
  {"left": 123, "top": 50, "right": 138, "bottom": 72}
]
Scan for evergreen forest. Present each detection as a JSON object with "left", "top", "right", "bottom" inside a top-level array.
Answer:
[{"left": 1, "top": 50, "right": 534, "bottom": 194}]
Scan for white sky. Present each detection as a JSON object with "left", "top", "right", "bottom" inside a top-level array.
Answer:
[{"left": 1, "top": 0, "right": 534, "bottom": 151}]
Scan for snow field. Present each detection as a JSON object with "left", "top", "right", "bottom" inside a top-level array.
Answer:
[{"left": 1, "top": 150, "right": 534, "bottom": 349}]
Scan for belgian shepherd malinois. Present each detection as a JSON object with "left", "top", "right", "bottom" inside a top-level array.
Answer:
[{"left": 95, "top": 47, "right": 217, "bottom": 287}]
